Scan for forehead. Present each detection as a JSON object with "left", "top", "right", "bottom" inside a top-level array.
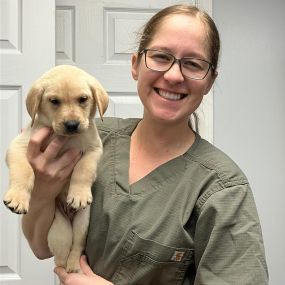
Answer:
[
  {"left": 43, "top": 77, "right": 91, "bottom": 97},
  {"left": 149, "top": 14, "right": 209, "bottom": 58}
]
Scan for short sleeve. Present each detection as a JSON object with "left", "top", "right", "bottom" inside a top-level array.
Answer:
[{"left": 193, "top": 184, "right": 268, "bottom": 285}]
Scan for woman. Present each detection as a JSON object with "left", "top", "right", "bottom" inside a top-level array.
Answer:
[{"left": 22, "top": 4, "right": 268, "bottom": 285}]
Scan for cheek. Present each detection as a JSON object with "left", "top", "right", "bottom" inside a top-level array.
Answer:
[
  {"left": 136, "top": 69, "right": 150, "bottom": 95},
  {"left": 189, "top": 79, "right": 211, "bottom": 96},
  {"left": 40, "top": 103, "right": 56, "bottom": 119},
  {"left": 87, "top": 105, "right": 94, "bottom": 118},
  {"left": 136, "top": 80, "right": 145, "bottom": 105},
  {"left": 184, "top": 83, "right": 206, "bottom": 111}
]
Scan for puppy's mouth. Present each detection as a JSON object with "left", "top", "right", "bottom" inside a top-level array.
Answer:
[
  {"left": 154, "top": 88, "right": 187, "bottom": 101},
  {"left": 63, "top": 130, "right": 81, "bottom": 136},
  {"left": 54, "top": 129, "right": 81, "bottom": 137},
  {"left": 53, "top": 120, "right": 83, "bottom": 136}
]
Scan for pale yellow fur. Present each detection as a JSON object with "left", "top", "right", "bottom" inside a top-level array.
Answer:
[{"left": 3, "top": 65, "right": 108, "bottom": 272}]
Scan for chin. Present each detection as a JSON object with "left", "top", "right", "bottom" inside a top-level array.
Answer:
[{"left": 150, "top": 112, "right": 183, "bottom": 125}]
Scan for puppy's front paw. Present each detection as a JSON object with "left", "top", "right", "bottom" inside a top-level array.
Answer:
[
  {"left": 66, "top": 188, "right": 92, "bottom": 210},
  {"left": 66, "top": 257, "right": 81, "bottom": 273},
  {"left": 3, "top": 190, "right": 30, "bottom": 214}
]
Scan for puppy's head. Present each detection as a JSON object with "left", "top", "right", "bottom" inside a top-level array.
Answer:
[{"left": 26, "top": 65, "right": 109, "bottom": 136}]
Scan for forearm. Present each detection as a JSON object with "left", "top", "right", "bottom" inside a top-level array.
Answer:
[{"left": 22, "top": 195, "right": 55, "bottom": 259}]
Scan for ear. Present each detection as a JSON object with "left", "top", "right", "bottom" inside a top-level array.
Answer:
[
  {"left": 89, "top": 78, "right": 109, "bottom": 120},
  {"left": 131, "top": 53, "right": 139, "bottom": 81},
  {"left": 26, "top": 81, "right": 45, "bottom": 126},
  {"left": 204, "top": 71, "right": 218, "bottom": 95}
]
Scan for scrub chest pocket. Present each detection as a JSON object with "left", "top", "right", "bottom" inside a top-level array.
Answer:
[{"left": 112, "top": 231, "right": 194, "bottom": 285}]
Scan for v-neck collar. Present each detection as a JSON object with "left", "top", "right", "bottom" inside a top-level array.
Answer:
[{"left": 113, "top": 119, "right": 201, "bottom": 196}]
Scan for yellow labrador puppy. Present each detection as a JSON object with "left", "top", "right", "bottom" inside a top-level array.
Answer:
[{"left": 3, "top": 65, "right": 108, "bottom": 272}]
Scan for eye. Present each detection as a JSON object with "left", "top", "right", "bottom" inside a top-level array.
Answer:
[
  {"left": 78, "top": 96, "right": 88, "bottom": 104},
  {"left": 151, "top": 52, "right": 172, "bottom": 63},
  {"left": 49, "top": 98, "right": 60, "bottom": 106},
  {"left": 183, "top": 58, "right": 205, "bottom": 71}
]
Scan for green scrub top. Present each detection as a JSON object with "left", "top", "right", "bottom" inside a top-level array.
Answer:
[{"left": 85, "top": 118, "right": 268, "bottom": 285}]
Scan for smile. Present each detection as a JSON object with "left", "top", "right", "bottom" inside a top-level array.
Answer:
[{"left": 154, "top": 88, "right": 187, "bottom": 101}]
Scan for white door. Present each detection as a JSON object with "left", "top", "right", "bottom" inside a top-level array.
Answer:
[
  {"left": 1, "top": 1, "right": 212, "bottom": 284},
  {"left": 0, "top": 0, "right": 56, "bottom": 284},
  {"left": 55, "top": 0, "right": 213, "bottom": 140}
]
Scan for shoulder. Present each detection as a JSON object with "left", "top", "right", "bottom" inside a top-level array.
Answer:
[
  {"left": 185, "top": 136, "right": 249, "bottom": 187},
  {"left": 95, "top": 117, "right": 140, "bottom": 138},
  {"left": 183, "top": 136, "right": 251, "bottom": 211}
]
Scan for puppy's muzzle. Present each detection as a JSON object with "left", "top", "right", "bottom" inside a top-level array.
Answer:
[{"left": 64, "top": 120, "right": 80, "bottom": 134}]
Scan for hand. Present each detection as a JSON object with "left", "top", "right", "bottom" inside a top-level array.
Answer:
[
  {"left": 27, "top": 127, "right": 82, "bottom": 202},
  {"left": 54, "top": 255, "right": 114, "bottom": 285}
]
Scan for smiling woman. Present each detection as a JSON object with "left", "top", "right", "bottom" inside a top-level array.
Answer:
[
  {"left": 131, "top": 12, "right": 216, "bottom": 128},
  {"left": 20, "top": 4, "right": 268, "bottom": 285},
  {"left": 85, "top": 4, "right": 267, "bottom": 284}
]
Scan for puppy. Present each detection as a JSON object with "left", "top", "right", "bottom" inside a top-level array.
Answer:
[{"left": 3, "top": 65, "right": 108, "bottom": 272}]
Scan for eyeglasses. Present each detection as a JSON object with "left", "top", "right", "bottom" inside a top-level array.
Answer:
[{"left": 139, "top": 49, "right": 214, "bottom": 80}]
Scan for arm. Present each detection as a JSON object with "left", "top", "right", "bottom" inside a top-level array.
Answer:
[
  {"left": 22, "top": 127, "right": 81, "bottom": 259},
  {"left": 22, "top": 194, "right": 56, "bottom": 259},
  {"left": 193, "top": 184, "right": 268, "bottom": 285}
]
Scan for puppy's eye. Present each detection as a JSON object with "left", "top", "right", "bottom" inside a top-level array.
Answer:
[
  {"left": 49, "top": 98, "right": 60, "bottom": 106},
  {"left": 78, "top": 96, "right": 88, "bottom": 104}
]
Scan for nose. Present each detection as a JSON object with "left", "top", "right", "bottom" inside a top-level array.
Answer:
[
  {"left": 64, "top": 120, "right": 80, "bottom": 133},
  {"left": 164, "top": 61, "right": 184, "bottom": 83}
]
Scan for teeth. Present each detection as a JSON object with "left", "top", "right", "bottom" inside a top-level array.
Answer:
[{"left": 157, "top": 89, "right": 185, "bottom": 101}]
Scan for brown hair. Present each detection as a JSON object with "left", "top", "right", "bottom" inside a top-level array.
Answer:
[
  {"left": 137, "top": 4, "right": 220, "bottom": 72},
  {"left": 136, "top": 5, "right": 220, "bottom": 132}
]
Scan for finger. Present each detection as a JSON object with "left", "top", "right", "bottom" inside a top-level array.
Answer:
[
  {"left": 57, "top": 148, "right": 82, "bottom": 169},
  {"left": 80, "top": 255, "right": 94, "bottom": 276},
  {"left": 27, "top": 127, "right": 52, "bottom": 160},
  {"left": 54, "top": 266, "right": 68, "bottom": 282},
  {"left": 43, "top": 135, "right": 69, "bottom": 160},
  {"left": 53, "top": 149, "right": 82, "bottom": 178}
]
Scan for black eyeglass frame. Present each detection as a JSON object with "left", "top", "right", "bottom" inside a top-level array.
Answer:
[{"left": 139, "top": 48, "right": 215, "bottom": 80}]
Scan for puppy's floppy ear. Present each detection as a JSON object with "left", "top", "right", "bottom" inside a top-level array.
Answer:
[
  {"left": 26, "top": 81, "right": 45, "bottom": 127},
  {"left": 89, "top": 78, "right": 109, "bottom": 120}
]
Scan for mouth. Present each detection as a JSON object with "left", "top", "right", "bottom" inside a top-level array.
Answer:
[
  {"left": 63, "top": 130, "right": 80, "bottom": 136},
  {"left": 53, "top": 129, "right": 80, "bottom": 137},
  {"left": 154, "top": 88, "right": 187, "bottom": 101}
]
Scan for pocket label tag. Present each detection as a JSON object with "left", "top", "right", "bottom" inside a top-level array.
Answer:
[{"left": 170, "top": 250, "right": 185, "bottom": 262}]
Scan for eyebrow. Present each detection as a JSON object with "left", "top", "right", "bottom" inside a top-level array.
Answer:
[{"left": 148, "top": 46, "right": 207, "bottom": 60}]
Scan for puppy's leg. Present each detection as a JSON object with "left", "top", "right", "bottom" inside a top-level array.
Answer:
[
  {"left": 67, "top": 149, "right": 102, "bottom": 209},
  {"left": 3, "top": 140, "right": 34, "bottom": 214},
  {"left": 66, "top": 205, "right": 91, "bottom": 273},
  {"left": 48, "top": 207, "right": 72, "bottom": 268}
]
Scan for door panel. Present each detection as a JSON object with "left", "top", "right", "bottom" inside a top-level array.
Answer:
[
  {"left": 55, "top": 0, "right": 213, "bottom": 141},
  {"left": 0, "top": 0, "right": 55, "bottom": 284}
]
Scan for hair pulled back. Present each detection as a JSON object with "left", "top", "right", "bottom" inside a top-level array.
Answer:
[{"left": 137, "top": 4, "right": 220, "bottom": 71}]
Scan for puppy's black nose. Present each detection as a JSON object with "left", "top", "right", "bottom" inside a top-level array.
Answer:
[{"left": 64, "top": 120, "right": 80, "bottom": 133}]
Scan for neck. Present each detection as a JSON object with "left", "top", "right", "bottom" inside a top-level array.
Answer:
[{"left": 132, "top": 117, "right": 195, "bottom": 156}]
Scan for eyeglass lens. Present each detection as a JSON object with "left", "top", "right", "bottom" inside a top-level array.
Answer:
[{"left": 144, "top": 49, "right": 211, "bottom": 80}]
